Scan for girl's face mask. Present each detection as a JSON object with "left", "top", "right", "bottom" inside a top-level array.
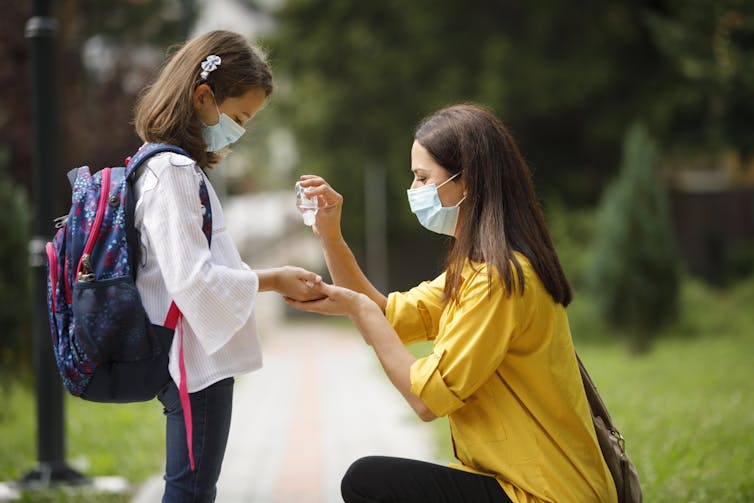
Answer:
[
  {"left": 201, "top": 94, "right": 246, "bottom": 152},
  {"left": 406, "top": 172, "right": 465, "bottom": 236}
]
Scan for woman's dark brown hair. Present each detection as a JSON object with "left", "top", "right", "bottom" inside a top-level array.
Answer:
[
  {"left": 414, "top": 103, "right": 572, "bottom": 307},
  {"left": 134, "top": 30, "right": 273, "bottom": 169}
]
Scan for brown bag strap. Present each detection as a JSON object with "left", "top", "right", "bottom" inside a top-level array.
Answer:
[{"left": 576, "top": 352, "right": 626, "bottom": 453}]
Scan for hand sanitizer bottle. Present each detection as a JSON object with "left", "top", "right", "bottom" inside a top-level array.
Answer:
[{"left": 295, "top": 181, "right": 318, "bottom": 226}]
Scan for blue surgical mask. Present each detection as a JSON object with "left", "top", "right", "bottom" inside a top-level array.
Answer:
[
  {"left": 407, "top": 172, "right": 465, "bottom": 236},
  {"left": 201, "top": 102, "right": 245, "bottom": 152}
]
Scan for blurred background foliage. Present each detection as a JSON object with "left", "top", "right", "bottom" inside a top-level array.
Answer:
[
  {"left": 264, "top": 0, "right": 754, "bottom": 292},
  {"left": 1, "top": 0, "right": 752, "bottom": 374},
  {"left": 587, "top": 123, "right": 680, "bottom": 351},
  {"left": 262, "top": 0, "right": 754, "bottom": 351},
  {"left": 266, "top": 0, "right": 753, "bottom": 209},
  {"left": 0, "top": 148, "right": 32, "bottom": 388}
]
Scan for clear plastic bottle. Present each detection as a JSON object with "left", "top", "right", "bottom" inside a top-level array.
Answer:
[{"left": 295, "top": 181, "right": 318, "bottom": 226}]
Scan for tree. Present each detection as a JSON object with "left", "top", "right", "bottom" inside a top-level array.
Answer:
[
  {"left": 54, "top": 0, "right": 194, "bottom": 202},
  {"left": 0, "top": 149, "right": 31, "bottom": 385},
  {"left": 0, "top": 0, "right": 33, "bottom": 190},
  {"left": 587, "top": 124, "right": 679, "bottom": 351},
  {"left": 646, "top": 0, "right": 754, "bottom": 157},
  {"left": 262, "top": 0, "right": 677, "bottom": 289},
  {"left": 1, "top": 0, "right": 194, "bottom": 210}
]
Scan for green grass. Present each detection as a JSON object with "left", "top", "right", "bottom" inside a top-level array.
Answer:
[
  {"left": 409, "top": 275, "right": 754, "bottom": 502},
  {"left": 0, "top": 389, "right": 164, "bottom": 502},
  {"left": 580, "top": 332, "right": 754, "bottom": 502}
]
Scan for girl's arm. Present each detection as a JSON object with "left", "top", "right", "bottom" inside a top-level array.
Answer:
[
  {"left": 296, "top": 176, "right": 388, "bottom": 311},
  {"left": 285, "top": 280, "right": 436, "bottom": 422}
]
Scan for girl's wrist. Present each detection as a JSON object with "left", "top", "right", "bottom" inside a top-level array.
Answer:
[{"left": 256, "top": 267, "right": 281, "bottom": 292}]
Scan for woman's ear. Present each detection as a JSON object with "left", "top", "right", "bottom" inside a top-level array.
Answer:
[{"left": 193, "top": 83, "right": 213, "bottom": 111}]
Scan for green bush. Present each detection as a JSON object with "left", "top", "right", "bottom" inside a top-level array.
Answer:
[
  {"left": 0, "top": 152, "right": 32, "bottom": 386},
  {"left": 587, "top": 124, "right": 680, "bottom": 350},
  {"left": 546, "top": 199, "right": 597, "bottom": 290}
]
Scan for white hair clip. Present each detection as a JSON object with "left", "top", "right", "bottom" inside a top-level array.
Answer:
[{"left": 200, "top": 54, "right": 221, "bottom": 80}]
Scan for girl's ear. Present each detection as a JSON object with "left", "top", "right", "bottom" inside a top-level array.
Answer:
[{"left": 193, "top": 83, "right": 213, "bottom": 110}]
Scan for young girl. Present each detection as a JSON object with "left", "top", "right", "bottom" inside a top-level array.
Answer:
[
  {"left": 289, "top": 104, "right": 618, "bottom": 502},
  {"left": 132, "top": 30, "right": 321, "bottom": 501}
]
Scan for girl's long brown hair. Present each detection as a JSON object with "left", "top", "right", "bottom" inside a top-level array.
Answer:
[
  {"left": 134, "top": 30, "right": 273, "bottom": 169},
  {"left": 415, "top": 104, "right": 572, "bottom": 307}
]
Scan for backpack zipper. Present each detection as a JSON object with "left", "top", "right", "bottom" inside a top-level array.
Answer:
[{"left": 77, "top": 168, "right": 111, "bottom": 282}]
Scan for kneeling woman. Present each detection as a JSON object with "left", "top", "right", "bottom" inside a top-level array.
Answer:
[{"left": 288, "top": 104, "right": 617, "bottom": 503}]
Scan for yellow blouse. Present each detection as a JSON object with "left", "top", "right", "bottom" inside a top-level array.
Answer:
[{"left": 385, "top": 255, "right": 617, "bottom": 503}]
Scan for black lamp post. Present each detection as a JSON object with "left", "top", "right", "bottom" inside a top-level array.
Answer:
[{"left": 20, "top": 0, "right": 87, "bottom": 488}]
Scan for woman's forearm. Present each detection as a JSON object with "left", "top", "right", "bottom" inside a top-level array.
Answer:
[
  {"left": 351, "top": 296, "right": 436, "bottom": 422},
  {"left": 320, "top": 234, "right": 388, "bottom": 311}
]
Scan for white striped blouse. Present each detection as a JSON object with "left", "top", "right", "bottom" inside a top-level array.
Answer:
[{"left": 134, "top": 152, "right": 263, "bottom": 393}]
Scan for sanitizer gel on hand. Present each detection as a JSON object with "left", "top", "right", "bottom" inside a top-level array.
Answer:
[{"left": 295, "top": 181, "right": 318, "bottom": 226}]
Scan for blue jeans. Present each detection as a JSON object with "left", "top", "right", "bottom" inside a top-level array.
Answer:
[{"left": 158, "top": 377, "right": 234, "bottom": 503}]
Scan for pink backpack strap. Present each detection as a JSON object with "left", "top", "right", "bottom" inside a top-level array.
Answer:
[
  {"left": 164, "top": 302, "right": 195, "bottom": 471},
  {"left": 159, "top": 162, "right": 211, "bottom": 473}
]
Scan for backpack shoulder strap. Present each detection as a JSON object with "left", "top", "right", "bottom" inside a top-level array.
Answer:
[
  {"left": 126, "top": 143, "right": 212, "bottom": 247},
  {"left": 198, "top": 174, "right": 213, "bottom": 248},
  {"left": 125, "top": 143, "right": 191, "bottom": 179}
]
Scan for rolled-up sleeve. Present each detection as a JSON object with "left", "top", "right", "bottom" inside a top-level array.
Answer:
[
  {"left": 408, "top": 266, "right": 521, "bottom": 417},
  {"left": 385, "top": 273, "right": 446, "bottom": 345},
  {"left": 410, "top": 346, "right": 466, "bottom": 417}
]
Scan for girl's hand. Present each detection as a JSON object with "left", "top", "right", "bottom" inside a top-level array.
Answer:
[
  {"left": 284, "top": 280, "right": 375, "bottom": 320},
  {"left": 296, "top": 175, "right": 343, "bottom": 241},
  {"left": 260, "top": 266, "right": 324, "bottom": 301}
]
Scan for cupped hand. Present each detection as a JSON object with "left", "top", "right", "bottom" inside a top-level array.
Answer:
[
  {"left": 296, "top": 175, "right": 343, "bottom": 240},
  {"left": 283, "top": 280, "right": 373, "bottom": 319}
]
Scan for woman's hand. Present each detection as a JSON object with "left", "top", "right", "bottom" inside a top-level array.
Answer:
[
  {"left": 257, "top": 266, "right": 324, "bottom": 301},
  {"left": 294, "top": 175, "right": 388, "bottom": 312},
  {"left": 284, "top": 280, "right": 376, "bottom": 321},
  {"left": 296, "top": 175, "right": 343, "bottom": 241}
]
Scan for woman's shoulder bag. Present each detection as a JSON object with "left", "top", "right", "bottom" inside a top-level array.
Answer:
[{"left": 576, "top": 353, "right": 643, "bottom": 503}]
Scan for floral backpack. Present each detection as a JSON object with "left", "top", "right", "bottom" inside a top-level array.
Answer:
[{"left": 45, "top": 143, "right": 212, "bottom": 404}]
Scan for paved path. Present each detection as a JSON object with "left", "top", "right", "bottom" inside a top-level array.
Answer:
[{"left": 132, "top": 298, "right": 440, "bottom": 503}]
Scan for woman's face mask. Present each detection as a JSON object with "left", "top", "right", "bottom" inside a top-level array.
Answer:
[{"left": 406, "top": 172, "right": 465, "bottom": 236}]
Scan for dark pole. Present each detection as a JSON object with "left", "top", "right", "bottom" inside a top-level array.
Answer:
[
  {"left": 365, "top": 162, "right": 388, "bottom": 292},
  {"left": 21, "top": 0, "right": 87, "bottom": 488}
]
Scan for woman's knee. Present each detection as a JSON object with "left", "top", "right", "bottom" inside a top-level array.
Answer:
[{"left": 341, "top": 456, "right": 388, "bottom": 502}]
